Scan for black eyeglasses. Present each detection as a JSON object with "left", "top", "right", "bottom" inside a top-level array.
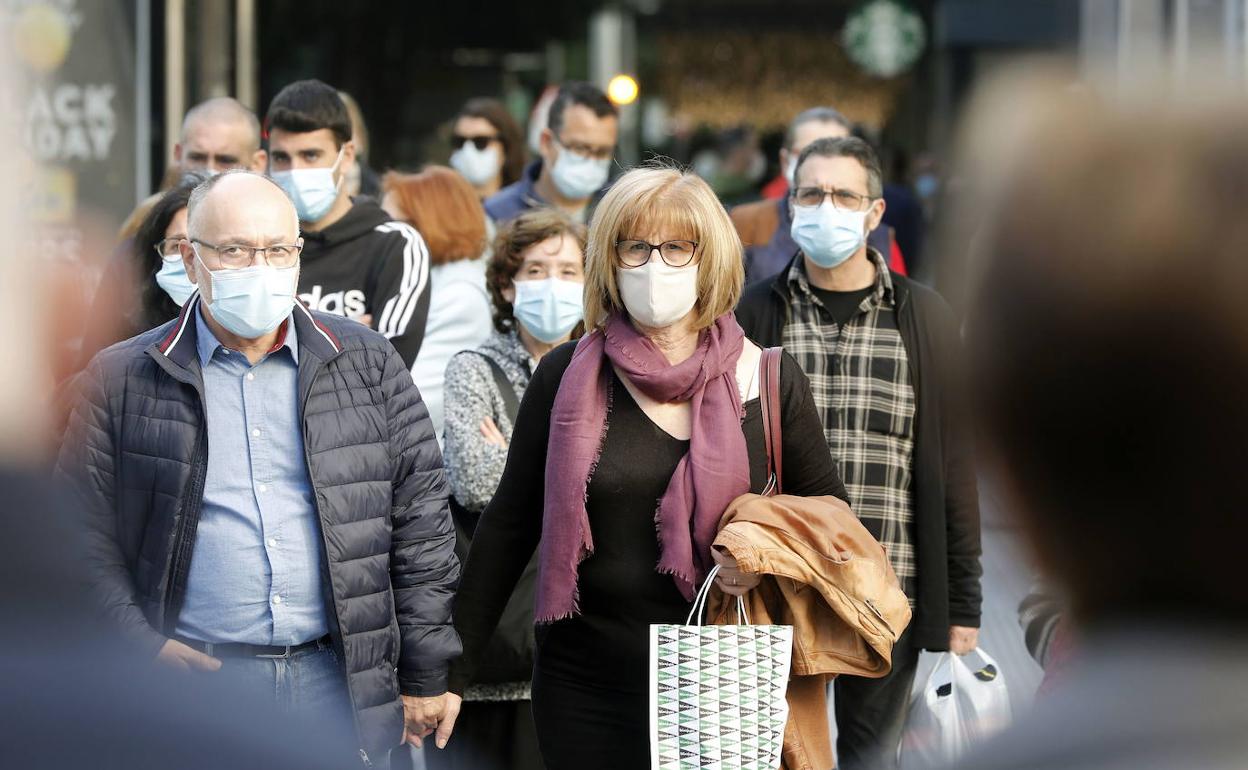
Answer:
[
  {"left": 451, "top": 134, "right": 499, "bottom": 151},
  {"left": 615, "top": 239, "right": 699, "bottom": 268}
]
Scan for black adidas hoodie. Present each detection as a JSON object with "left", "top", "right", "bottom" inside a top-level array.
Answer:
[{"left": 297, "top": 198, "right": 430, "bottom": 367}]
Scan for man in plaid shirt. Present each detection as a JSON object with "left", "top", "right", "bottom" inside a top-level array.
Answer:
[{"left": 736, "top": 136, "right": 982, "bottom": 770}]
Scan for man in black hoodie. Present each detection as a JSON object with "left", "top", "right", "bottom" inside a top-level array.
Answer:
[{"left": 267, "top": 79, "right": 429, "bottom": 367}]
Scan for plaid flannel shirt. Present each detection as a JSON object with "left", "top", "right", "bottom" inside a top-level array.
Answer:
[{"left": 781, "top": 249, "right": 918, "bottom": 601}]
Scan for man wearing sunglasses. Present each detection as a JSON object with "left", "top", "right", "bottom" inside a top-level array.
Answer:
[
  {"left": 736, "top": 136, "right": 982, "bottom": 770},
  {"left": 484, "top": 81, "right": 618, "bottom": 226}
]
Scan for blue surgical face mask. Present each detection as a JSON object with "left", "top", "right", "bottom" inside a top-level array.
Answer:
[
  {"left": 271, "top": 147, "right": 344, "bottom": 223},
  {"left": 790, "top": 201, "right": 869, "bottom": 269},
  {"left": 512, "top": 277, "right": 584, "bottom": 343},
  {"left": 550, "top": 144, "right": 611, "bottom": 200},
  {"left": 450, "top": 143, "right": 503, "bottom": 187},
  {"left": 155, "top": 256, "right": 196, "bottom": 306},
  {"left": 195, "top": 248, "right": 299, "bottom": 338}
]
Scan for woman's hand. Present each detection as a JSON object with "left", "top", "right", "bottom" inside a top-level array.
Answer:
[
  {"left": 711, "top": 547, "right": 760, "bottom": 597},
  {"left": 479, "top": 417, "right": 508, "bottom": 448}
]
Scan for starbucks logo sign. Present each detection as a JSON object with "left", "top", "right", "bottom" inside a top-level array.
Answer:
[{"left": 843, "top": 0, "right": 927, "bottom": 78}]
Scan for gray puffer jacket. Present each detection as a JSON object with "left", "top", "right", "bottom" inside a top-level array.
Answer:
[{"left": 56, "top": 295, "right": 461, "bottom": 765}]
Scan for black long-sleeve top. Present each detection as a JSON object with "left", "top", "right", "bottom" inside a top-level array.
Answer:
[{"left": 448, "top": 341, "right": 847, "bottom": 694}]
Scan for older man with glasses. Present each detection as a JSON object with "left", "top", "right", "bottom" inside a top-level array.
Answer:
[
  {"left": 736, "top": 136, "right": 983, "bottom": 770},
  {"left": 58, "top": 170, "right": 463, "bottom": 768}
]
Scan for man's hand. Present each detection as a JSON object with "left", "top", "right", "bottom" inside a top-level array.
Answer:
[
  {"left": 156, "top": 638, "right": 222, "bottom": 672},
  {"left": 949, "top": 626, "right": 979, "bottom": 655},
  {"left": 711, "top": 547, "right": 761, "bottom": 597},
  {"left": 401, "top": 693, "right": 462, "bottom": 750}
]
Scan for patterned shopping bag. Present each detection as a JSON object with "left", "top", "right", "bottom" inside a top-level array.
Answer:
[{"left": 649, "top": 564, "right": 794, "bottom": 770}]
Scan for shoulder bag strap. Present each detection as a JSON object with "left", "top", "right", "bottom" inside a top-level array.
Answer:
[
  {"left": 463, "top": 351, "right": 521, "bottom": 423},
  {"left": 759, "top": 347, "right": 784, "bottom": 495}
]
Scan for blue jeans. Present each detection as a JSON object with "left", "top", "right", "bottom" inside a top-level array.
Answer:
[{"left": 216, "top": 646, "right": 357, "bottom": 749}]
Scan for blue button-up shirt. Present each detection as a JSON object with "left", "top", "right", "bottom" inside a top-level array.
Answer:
[{"left": 175, "top": 309, "right": 329, "bottom": 645}]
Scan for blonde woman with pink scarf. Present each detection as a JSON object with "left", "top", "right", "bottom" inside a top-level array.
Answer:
[{"left": 443, "top": 164, "right": 848, "bottom": 769}]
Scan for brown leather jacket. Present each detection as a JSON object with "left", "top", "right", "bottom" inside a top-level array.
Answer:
[{"left": 709, "top": 492, "right": 912, "bottom": 770}]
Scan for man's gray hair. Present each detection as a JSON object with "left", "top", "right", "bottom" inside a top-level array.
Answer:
[
  {"left": 186, "top": 169, "right": 300, "bottom": 239},
  {"left": 784, "top": 107, "right": 851, "bottom": 150},
  {"left": 794, "top": 136, "right": 884, "bottom": 199}
]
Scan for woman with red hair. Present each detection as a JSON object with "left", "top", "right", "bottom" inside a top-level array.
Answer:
[{"left": 383, "top": 166, "right": 492, "bottom": 440}]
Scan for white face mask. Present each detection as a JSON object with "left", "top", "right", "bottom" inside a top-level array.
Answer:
[
  {"left": 616, "top": 259, "right": 698, "bottom": 329},
  {"left": 450, "top": 143, "right": 504, "bottom": 187},
  {"left": 550, "top": 145, "right": 611, "bottom": 200}
]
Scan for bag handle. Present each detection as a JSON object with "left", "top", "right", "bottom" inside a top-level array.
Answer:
[
  {"left": 461, "top": 351, "right": 520, "bottom": 423},
  {"left": 686, "top": 564, "right": 751, "bottom": 626},
  {"left": 759, "top": 347, "right": 784, "bottom": 496},
  {"left": 920, "top": 652, "right": 957, "bottom": 706}
]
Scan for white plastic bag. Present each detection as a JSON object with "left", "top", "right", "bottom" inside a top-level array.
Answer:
[{"left": 899, "top": 648, "right": 1011, "bottom": 768}]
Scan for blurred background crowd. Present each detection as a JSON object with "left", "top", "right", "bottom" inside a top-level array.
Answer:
[{"left": 18, "top": 0, "right": 1237, "bottom": 307}]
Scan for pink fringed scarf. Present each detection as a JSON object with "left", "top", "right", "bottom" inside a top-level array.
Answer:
[{"left": 536, "top": 313, "right": 751, "bottom": 622}]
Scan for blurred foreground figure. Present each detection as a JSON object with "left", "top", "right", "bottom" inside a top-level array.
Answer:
[
  {"left": 957, "top": 72, "right": 1248, "bottom": 770},
  {"left": 0, "top": 473, "right": 358, "bottom": 770}
]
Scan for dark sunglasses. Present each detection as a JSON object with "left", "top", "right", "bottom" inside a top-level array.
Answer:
[{"left": 451, "top": 134, "right": 499, "bottom": 151}]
